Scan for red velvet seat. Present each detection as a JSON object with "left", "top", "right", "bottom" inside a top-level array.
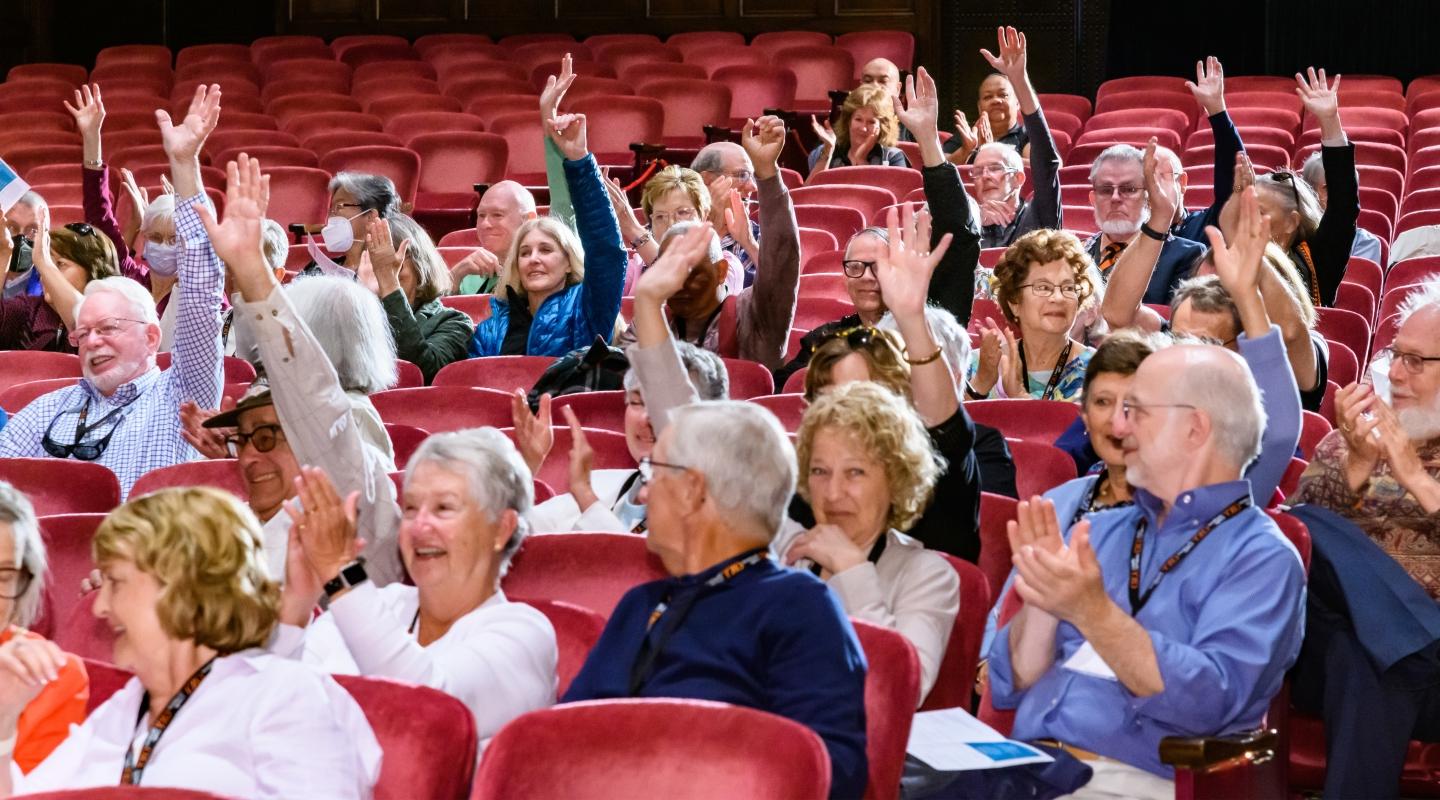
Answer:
[
  {"left": 32, "top": 513, "right": 106, "bottom": 640},
  {"left": 749, "top": 394, "right": 807, "bottom": 432},
  {"left": 1298, "top": 411, "right": 1333, "bottom": 461},
  {"left": 793, "top": 296, "right": 856, "bottom": 331},
  {"left": 19, "top": 788, "right": 232, "bottom": 799},
  {"left": 436, "top": 294, "right": 493, "bottom": 325},
  {"left": 976, "top": 491, "right": 1019, "bottom": 600},
  {"left": 151, "top": 352, "right": 256, "bottom": 383},
  {"left": 964, "top": 399, "right": 1080, "bottom": 444},
  {"left": 410, "top": 131, "right": 508, "bottom": 199},
  {"left": 666, "top": 31, "right": 746, "bottom": 58},
  {"left": 392, "top": 359, "right": 425, "bottom": 389},
  {"left": 333, "top": 674, "right": 477, "bottom": 800},
  {"left": 130, "top": 460, "right": 247, "bottom": 501},
  {"left": 282, "top": 112, "right": 384, "bottom": 145},
  {"left": 550, "top": 391, "right": 627, "bottom": 433},
  {"left": 266, "top": 93, "right": 363, "bottom": 125},
  {"left": 790, "top": 185, "right": 898, "bottom": 221},
  {"left": 1007, "top": 439, "right": 1080, "bottom": 500},
  {"left": 569, "top": 96, "right": 665, "bottom": 165},
  {"left": 835, "top": 31, "right": 916, "bottom": 75},
  {"left": 262, "top": 166, "right": 333, "bottom": 226},
  {"left": 384, "top": 423, "right": 430, "bottom": 470},
  {"left": 683, "top": 45, "right": 769, "bottom": 77},
  {"left": 8, "top": 63, "right": 88, "bottom": 86},
  {"left": 808, "top": 165, "right": 924, "bottom": 202},
  {"left": 370, "top": 387, "right": 513, "bottom": 433},
  {"left": 0, "top": 351, "right": 80, "bottom": 389},
  {"left": 516, "top": 598, "right": 604, "bottom": 699},
  {"left": 496, "top": 426, "right": 635, "bottom": 491},
  {"left": 431, "top": 355, "right": 555, "bottom": 392},
  {"left": 794, "top": 204, "right": 866, "bottom": 249},
  {"left": 852, "top": 619, "right": 920, "bottom": 800},
  {"left": 501, "top": 532, "right": 668, "bottom": 618},
  {"left": 774, "top": 46, "right": 855, "bottom": 113},
  {"left": 318, "top": 146, "right": 421, "bottom": 206},
  {"left": 474, "top": 698, "right": 832, "bottom": 799},
  {"left": 710, "top": 65, "right": 797, "bottom": 125},
  {"left": 798, "top": 273, "right": 849, "bottom": 302},
  {"left": 0, "top": 459, "right": 119, "bottom": 516},
  {"left": 486, "top": 112, "right": 549, "bottom": 181},
  {"left": 1315, "top": 307, "right": 1372, "bottom": 371},
  {"left": 918, "top": 554, "right": 991, "bottom": 712},
  {"left": 719, "top": 357, "right": 778, "bottom": 400}
]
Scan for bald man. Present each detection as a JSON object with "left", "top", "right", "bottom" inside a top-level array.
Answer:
[
  {"left": 450, "top": 180, "right": 538, "bottom": 294},
  {"left": 692, "top": 142, "right": 762, "bottom": 283},
  {"left": 859, "top": 58, "right": 901, "bottom": 100}
]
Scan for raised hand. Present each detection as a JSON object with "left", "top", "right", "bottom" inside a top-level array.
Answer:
[
  {"left": 196, "top": 154, "right": 271, "bottom": 298},
  {"left": 741, "top": 115, "right": 785, "bottom": 179},
  {"left": 810, "top": 115, "right": 836, "bottom": 151},
  {"left": 157, "top": 83, "right": 220, "bottom": 164},
  {"left": 946, "top": 110, "right": 980, "bottom": 165},
  {"left": 539, "top": 53, "right": 576, "bottom": 126},
  {"left": 364, "top": 213, "right": 409, "bottom": 297},
  {"left": 560, "top": 405, "right": 599, "bottom": 510},
  {"left": 283, "top": 465, "right": 362, "bottom": 585},
  {"left": 722, "top": 189, "right": 756, "bottom": 254},
  {"left": 1142, "top": 138, "right": 1177, "bottom": 229},
  {"left": 971, "top": 320, "right": 1005, "bottom": 394},
  {"left": 979, "top": 26, "right": 1028, "bottom": 84},
  {"left": 63, "top": 84, "right": 106, "bottom": 155},
  {"left": 872, "top": 203, "right": 953, "bottom": 323},
  {"left": 1334, "top": 382, "right": 1383, "bottom": 484},
  {"left": 540, "top": 55, "right": 587, "bottom": 159},
  {"left": 179, "top": 398, "right": 236, "bottom": 459},
  {"left": 509, "top": 390, "right": 554, "bottom": 477},
  {"left": 1006, "top": 497, "right": 1067, "bottom": 558},
  {"left": 1295, "top": 66, "right": 1341, "bottom": 121},
  {"left": 705, "top": 174, "right": 735, "bottom": 224},
  {"left": 1217, "top": 152, "right": 1257, "bottom": 242},
  {"left": 118, "top": 167, "right": 151, "bottom": 219},
  {"left": 1185, "top": 56, "right": 1226, "bottom": 116},
  {"left": 895, "top": 67, "right": 941, "bottom": 142},
  {"left": 602, "top": 173, "right": 645, "bottom": 241},
  {"left": 1204, "top": 186, "right": 1267, "bottom": 299},
  {"left": 633, "top": 221, "right": 714, "bottom": 303}
]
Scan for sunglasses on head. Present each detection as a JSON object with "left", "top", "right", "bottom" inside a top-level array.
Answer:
[
  {"left": 827, "top": 326, "right": 878, "bottom": 350},
  {"left": 63, "top": 222, "right": 96, "bottom": 237}
]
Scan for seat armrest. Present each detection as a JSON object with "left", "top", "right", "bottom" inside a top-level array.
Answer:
[{"left": 1159, "top": 728, "right": 1278, "bottom": 773}]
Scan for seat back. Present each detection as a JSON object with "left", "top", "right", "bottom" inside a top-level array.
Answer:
[
  {"left": 719, "top": 357, "right": 778, "bottom": 399},
  {"left": 129, "top": 460, "right": 247, "bottom": 501},
  {"left": 964, "top": 399, "right": 1079, "bottom": 443},
  {"left": 496, "top": 426, "right": 635, "bottom": 493},
  {"left": 0, "top": 351, "right": 80, "bottom": 388},
  {"left": 919, "top": 554, "right": 992, "bottom": 712},
  {"left": 0, "top": 459, "right": 120, "bottom": 516},
  {"left": 501, "top": 532, "right": 668, "bottom": 618},
  {"left": 0, "top": 378, "right": 79, "bottom": 414},
  {"left": 976, "top": 491, "right": 1019, "bottom": 599},
  {"left": 473, "top": 698, "right": 832, "bottom": 799},
  {"left": 385, "top": 423, "right": 430, "bottom": 469},
  {"left": 334, "top": 674, "right": 477, "bottom": 800},
  {"left": 1006, "top": 440, "right": 1080, "bottom": 500},
  {"left": 853, "top": 619, "right": 920, "bottom": 800},
  {"left": 34, "top": 513, "right": 106, "bottom": 639},
  {"left": 550, "top": 391, "right": 627, "bottom": 433},
  {"left": 431, "top": 355, "right": 555, "bottom": 391},
  {"left": 19, "top": 787, "right": 231, "bottom": 799},
  {"left": 369, "top": 386, "right": 513, "bottom": 432},
  {"left": 516, "top": 598, "right": 604, "bottom": 699}
]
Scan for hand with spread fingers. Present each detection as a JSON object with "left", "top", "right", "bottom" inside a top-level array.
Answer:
[
  {"left": 180, "top": 397, "right": 236, "bottom": 459},
  {"left": 364, "top": 213, "right": 410, "bottom": 299},
  {"left": 284, "top": 465, "right": 363, "bottom": 591},
  {"left": 1185, "top": 56, "right": 1227, "bottom": 117},
  {"left": 196, "top": 154, "right": 272, "bottom": 300},
  {"left": 1011, "top": 520, "right": 1110, "bottom": 627},
  {"left": 510, "top": 390, "right": 554, "bottom": 477},
  {"left": 1142, "top": 138, "right": 1178, "bottom": 230},
  {"left": 64, "top": 83, "right": 106, "bottom": 167},
  {"left": 1296, "top": 66, "right": 1346, "bottom": 146}
]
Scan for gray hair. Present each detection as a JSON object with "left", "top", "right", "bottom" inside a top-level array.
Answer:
[
  {"left": 978, "top": 142, "right": 1024, "bottom": 174},
  {"left": 286, "top": 275, "right": 398, "bottom": 394},
  {"left": 327, "top": 172, "right": 399, "bottom": 217},
  {"left": 1300, "top": 151, "right": 1325, "bottom": 189},
  {"left": 404, "top": 427, "right": 533, "bottom": 576},
  {"left": 690, "top": 145, "right": 727, "bottom": 175},
  {"left": 260, "top": 219, "right": 289, "bottom": 273},
  {"left": 140, "top": 194, "right": 175, "bottom": 236},
  {"left": 1170, "top": 347, "right": 1267, "bottom": 470},
  {"left": 1398, "top": 277, "right": 1440, "bottom": 326},
  {"left": 0, "top": 482, "right": 47, "bottom": 628},
  {"left": 388, "top": 213, "right": 451, "bottom": 306},
  {"left": 16, "top": 191, "right": 46, "bottom": 212},
  {"left": 1170, "top": 275, "right": 1241, "bottom": 340},
  {"left": 1088, "top": 144, "right": 1145, "bottom": 182},
  {"left": 624, "top": 340, "right": 730, "bottom": 400},
  {"left": 665, "top": 401, "right": 796, "bottom": 537},
  {"left": 73, "top": 276, "right": 158, "bottom": 328},
  {"left": 877, "top": 305, "right": 971, "bottom": 375},
  {"left": 659, "top": 220, "right": 724, "bottom": 265},
  {"left": 1255, "top": 170, "right": 1323, "bottom": 241}
]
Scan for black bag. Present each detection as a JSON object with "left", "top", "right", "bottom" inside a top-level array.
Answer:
[{"left": 526, "top": 336, "right": 629, "bottom": 412}]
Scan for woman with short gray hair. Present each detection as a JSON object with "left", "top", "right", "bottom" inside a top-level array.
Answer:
[
  {"left": 303, "top": 171, "right": 400, "bottom": 276},
  {"left": 270, "top": 430, "right": 559, "bottom": 743}
]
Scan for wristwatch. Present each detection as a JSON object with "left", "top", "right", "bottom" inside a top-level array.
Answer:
[{"left": 323, "top": 558, "right": 368, "bottom": 600}]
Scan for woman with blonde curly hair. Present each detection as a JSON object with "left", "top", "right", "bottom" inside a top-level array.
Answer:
[
  {"left": 776, "top": 381, "right": 960, "bottom": 704},
  {"left": 0, "top": 487, "right": 381, "bottom": 797},
  {"left": 807, "top": 83, "right": 908, "bottom": 177},
  {"left": 968, "top": 228, "right": 1098, "bottom": 401}
]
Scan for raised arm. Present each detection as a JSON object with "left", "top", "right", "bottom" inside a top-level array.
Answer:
[
  {"left": 1186, "top": 57, "right": 1242, "bottom": 232},
  {"left": 68, "top": 84, "right": 148, "bottom": 283},
  {"left": 740, "top": 115, "right": 801, "bottom": 368},
  {"left": 29, "top": 209, "right": 83, "bottom": 328},
  {"left": 628, "top": 223, "right": 715, "bottom": 434},
  {"left": 982, "top": 26, "right": 1061, "bottom": 231},
  {"left": 1099, "top": 139, "right": 1174, "bottom": 331},
  {"left": 1296, "top": 67, "right": 1357, "bottom": 307}
]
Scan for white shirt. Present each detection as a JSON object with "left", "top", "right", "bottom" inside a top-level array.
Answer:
[
  {"left": 270, "top": 582, "right": 557, "bottom": 743},
  {"left": 526, "top": 468, "right": 640, "bottom": 533},
  {"left": 17, "top": 650, "right": 381, "bottom": 798}
]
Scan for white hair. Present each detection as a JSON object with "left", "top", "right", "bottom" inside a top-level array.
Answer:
[
  {"left": 72, "top": 276, "right": 158, "bottom": 327},
  {"left": 876, "top": 305, "right": 971, "bottom": 376},
  {"left": 1397, "top": 277, "right": 1440, "bottom": 327},
  {"left": 140, "top": 194, "right": 175, "bottom": 236},
  {"left": 286, "top": 275, "right": 397, "bottom": 394},
  {"left": 16, "top": 191, "right": 46, "bottom": 212},
  {"left": 1089, "top": 143, "right": 1145, "bottom": 182},
  {"left": 1172, "top": 347, "right": 1267, "bottom": 470},
  {"left": 978, "top": 142, "right": 1024, "bottom": 174},
  {"left": 1300, "top": 151, "right": 1325, "bottom": 189},
  {"left": 659, "top": 220, "right": 724, "bottom": 264},
  {"left": 405, "top": 427, "right": 533, "bottom": 575},
  {"left": 623, "top": 340, "right": 730, "bottom": 400},
  {"left": 666, "top": 401, "right": 796, "bottom": 538},
  {"left": 260, "top": 219, "right": 289, "bottom": 273},
  {"left": 0, "top": 482, "right": 47, "bottom": 628}
]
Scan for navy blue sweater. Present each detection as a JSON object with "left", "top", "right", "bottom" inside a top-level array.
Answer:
[
  {"left": 563, "top": 555, "right": 870, "bottom": 798},
  {"left": 1173, "top": 110, "right": 1245, "bottom": 245}
]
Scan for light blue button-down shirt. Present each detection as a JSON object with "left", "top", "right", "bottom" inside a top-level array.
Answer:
[
  {"left": 986, "top": 478, "right": 1308, "bottom": 776},
  {"left": 0, "top": 193, "right": 224, "bottom": 498}
]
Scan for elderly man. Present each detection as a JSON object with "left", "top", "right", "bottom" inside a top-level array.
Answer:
[
  {"left": 562, "top": 395, "right": 869, "bottom": 798},
  {"left": 691, "top": 141, "right": 762, "bottom": 281},
  {"left": 1087, "top": 144, "right": 1204, "bottom": 303},
  {"left": 1300, "top": 150, "right": 1383, "bottom": 265},
  {"left": 1290, "top": 279, "right": 1440, "bottom": 799},
  {"left": 3, "top": 191, "right": 46, "bottom": 299},
  {"left": 0, "top": 86, "right": 225, "bottom": 498},
  {"left": 449, "top": 180, "right": 538, "bottom": 294}
]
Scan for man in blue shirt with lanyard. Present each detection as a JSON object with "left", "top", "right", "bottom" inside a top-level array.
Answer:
[{"left": 986, "top": 207, "right": 1306, "bottom": 798}]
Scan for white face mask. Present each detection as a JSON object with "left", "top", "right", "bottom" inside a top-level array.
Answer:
[
  {"left": 144, "top": 241, "right": 181, "bottom": 277},
  {"left": 304, "top": 235, "right": 356, "bottom": 279},
  {"left": 320, "top": 211, "right": 364, "bottom": 252}
]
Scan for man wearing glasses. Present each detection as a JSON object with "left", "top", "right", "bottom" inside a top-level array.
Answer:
[
  {"left": 1291, "top": 279, "right": 1440, "bottom": 799},
  {"left": 0, "top": 86, "right": 226, "bottom": 499},
  {"left": 691, "top": 142, "right": 762, "bottom": 283}
]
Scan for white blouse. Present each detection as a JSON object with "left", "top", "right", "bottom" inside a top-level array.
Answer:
[
  {"left": 270, "top": 582, "right": 558, "bottom": 742},
  {"left": 16, "top": 650, "right": 381, "bottom": 798}
]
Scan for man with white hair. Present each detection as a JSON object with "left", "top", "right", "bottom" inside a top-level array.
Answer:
[
  {"left": 0, "top": 86, "right": 226, "bottom": 499},
  {"left": 448, "top": 180, "right": 538, "bottom": 294},
  {"left": 988, "top": 327, "right": 1305, "bottom": 794},
  {"left": 562, "top": 397, "right": 869, "bottom": 799},
  {"left": 1086, "top": 143, "right": 1205, "bottom": 303}
]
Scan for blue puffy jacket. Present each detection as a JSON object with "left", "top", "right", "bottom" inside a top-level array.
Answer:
[{"left": 468, "top": 155, "right": 626, "bottom": 357}]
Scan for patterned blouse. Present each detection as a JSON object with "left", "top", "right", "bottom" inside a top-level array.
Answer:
[
  {"left": 1293, "top": 430, "right": 1440, "bottom": 600},
  {"left": 966, "top": 344, "right": 1093, "bottom": 402}
]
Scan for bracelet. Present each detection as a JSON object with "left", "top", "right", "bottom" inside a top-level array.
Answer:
[
  {"left": 1139, "top": 223, "right": 1167, "bottom": 242},
  {"left": 965, "top": 383, "right": 988, "bottom": 401},
  {"left": 906, "top": 346, "right": 943, "bottom": 366},
  {"left": 629, "top": 231, "right": 653, "bottom": 250}
]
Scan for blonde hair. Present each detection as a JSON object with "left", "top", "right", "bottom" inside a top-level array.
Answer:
[
  {"left": 795, "top": 381, "right": 942, "bottom": 532},
  {"left": 804, "top": 326, "right": 910, "bottom": 403},
  {"left": 498, "top": 217, "right": 586, "bottom": 301},
  {"left": 993, "top": 228, "right": 1099, "bottom": 326},
  {"left": 836, "top": 84, "right": 899, "bottom": 150},
  {"left": 93, "top": 487, "right": 279, "bottom": 653},
  {"left": 1262, "top": 242, "right": 1316, "bottom": 329},
  {"left": 641, "top": 166, "right": 710, "bottom": 220}
]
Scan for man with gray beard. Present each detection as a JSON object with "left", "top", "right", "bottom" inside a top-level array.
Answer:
[{"left": 1291, "top": 277, "right": 1440, "bottom": 799}]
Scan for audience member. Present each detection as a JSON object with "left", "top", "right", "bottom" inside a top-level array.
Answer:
[
  {"left": 2, "top": 193, "right": 43, "bottom": 243},
  {"left": 305, "top": 171, "right": 400, "bottom": 277},
  {"left": 360, "top": 213, "right": 473, "bottom": 382},
  {"left": 1162, "top": 57, "right": 1245, "bottom": 245},
  {"left": 946, "top": 57, "right": 1029, "bottom": 160},
  {"left": 1086, "top": 143, "right": 1205, "bottom": 299},
  {"left": 0, "top": 86, "right": 226, "bottom": 498},
  {"left": 272, "top": 433, "right": 557, "bottom": 743},
  {"left": 968, "top": 229, "right": 1097, "bottom": 401},
  {"left": 615, "top": 115, "right": 799, "bottom": 369},
  {"left": 0, "top": 482, "right": 86, "bottom": 773},
  {"left": 0, "top": 487, "right": 381, "bottom": 795},
  {"left": 1250, "top": 68, "right": 1356, "bottom": 307},
  {"left": 606, "top": 166, "right": 744, "bottom": 295},
  {"left": 690, "top": 141, "right": 762, "bottom": 279},
  {"left": 562, "top": 399, "right": 869, "bottom": 799},
  {"left": 468, "top": 58, "right": 626, "bottom": 358},
  {"left": 0, "top": 207, "right": 117, "bottom": 352},
  {"left": 449, "top": 181, "right": 538, "bottom": 295},
  {"left": 860, "top": 58, "right": 902, "bottom": 100},
  {"left": 809, "top": 84, "right": 908, "bottom": 177},
  {"left": 524, "top": 340, "right": 728, "bottom": 533},
  {"left": 1300, "top": 149, "right": 1381, "bottom": 266},
  {"left": 780, "top": 381, "right": 960, "bottom": 703}
]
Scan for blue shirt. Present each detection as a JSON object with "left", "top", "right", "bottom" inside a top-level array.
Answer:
[
  {"left": 986, "top": 480, "right": 1307, "bottom": 777},
  {"left": 563, "top": 555, "right": 870, "bottom": 798}
]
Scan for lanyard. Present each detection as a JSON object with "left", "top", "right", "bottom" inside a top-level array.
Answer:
[
  {"left": 1128, "top": 496, "right": 1251, "bottom": 616},
  {"left": 628, "top": 548, "right": 767, "bottom": 695},
  {"left": 1017, "top": 339, "right": 1073, "bottom": 400},
  {"left": 1293, "top": 241, "right": 1322, "bottom": 307},
  {"left": 1069, "top": 469, "right": 1134, "bottom": 528},
  {"left": 121, "top": 656, "right": 217, "bottom": 785}
]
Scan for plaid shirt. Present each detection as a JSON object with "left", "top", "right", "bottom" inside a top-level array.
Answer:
[{"left": 0, "top": 193, "right": 224, "bottom": 498}]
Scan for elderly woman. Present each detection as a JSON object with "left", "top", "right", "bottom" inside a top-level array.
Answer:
[
  {"left": 969, "top": 229, "right": 1098, "bottom": 401},
  {"left": 0, "top": 487, "right": 380, "bottom": 796},
  {"left": 606, "top": 165, "right": 744, "bottom": 296},
  {"left": 778, "top": 381, "right": 959, "bottom": 703},
  {"left": 467, "top": 59, "right": 625, "bottom": 358},
  {"left": 272, "top": 430, "right": 558, "bottom": 742},
  {"left": 0, "top": 482, "right": 87, "bottom": 773},
  {"left": 808, "top": 84, "right": 907, "bottom": 177},
  {"left": 360, "top": 213, "right": 473, "bottom": 382},
  {"left": 305, "top": 171, "right": 401, "bottom": 276},
  {"left": 524, "top": 340, "right": 729, "bottom": 533},
  {"left": 0, "top": 212, "right": 118, "bottom": 352}
]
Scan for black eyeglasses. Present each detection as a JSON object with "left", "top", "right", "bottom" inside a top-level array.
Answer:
[
  {"left": 636, "top": 456, "right": 688, "bottom": 485},
  {"left": 826, "top": 325, "right": 878, "bottom": 350},
  {"left": 1379, "top": 345, "right": 1440, "bottom": 375},
  {"left": 63, "top": 222, "right": 96, "bottom": 237},
  {"left": 841, "top": 259, "right": 878, "bottom": 279},
  {"left": 41, "top": 399, "right": 129, "bottom": 461},
  {"left": 0, "top": 567, "right": 34, "bottom": 601},
  {"left": 224, "top": 424, "right": 287, "bottom": 456}
]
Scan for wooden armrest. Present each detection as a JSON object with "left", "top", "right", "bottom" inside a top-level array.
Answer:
[{"left": 1159, "top": 728, "right": 1278, "bottom": 773}]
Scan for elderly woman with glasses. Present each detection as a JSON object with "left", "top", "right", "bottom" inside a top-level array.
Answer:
[
  {"left": 604, "top": 166, "right": 745, "bottom": 297},
  {"left": 968, "top": 229, "right": 1099, "bottom": 402},
  {"left": 0, "top": 483, "right": 88, "bottom": 774},
  {"left": 0, "top": 487, "right": 381, "bottom": 796},
  {"left": 0, "top": 208, "right": 118, "bottom": 353},
  {"left": 272, "top": 430, "right": 558, "bottom": 744}
]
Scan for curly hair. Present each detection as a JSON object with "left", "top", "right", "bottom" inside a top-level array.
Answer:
[
  {"left": 93, "top": 487, "right": 279, "bottom": 653},
  {"left": 795, "top": 381, "right": 943, "bottom": 532},
  {"left": 992, "top": 228, "right": 1099, "bottom": 326},
  {"left": 835, "top": 84, "right": 900, "bottom": 151},
  {"left": 640, "top": 166, "right": 710, "bottom": 220},
  {"left": 804, "top": 326, "right": 911, "bottom": 403}
]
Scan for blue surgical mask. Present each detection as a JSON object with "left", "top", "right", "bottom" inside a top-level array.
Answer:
[{"left": 144, "top": 241, "right": 181, "bottom": 277}]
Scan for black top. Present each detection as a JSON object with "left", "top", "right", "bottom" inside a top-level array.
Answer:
[
  {"left": 920, "top": 161, "right": 983, "bottom": 323},
  {"left": 1295, "top": 144, "right": 1360, "bottom": 308},
  {"left": 500, "top": 286, "right": 535, "bottom": 355}
]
